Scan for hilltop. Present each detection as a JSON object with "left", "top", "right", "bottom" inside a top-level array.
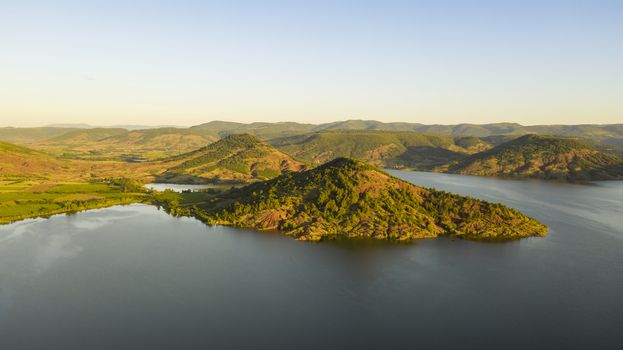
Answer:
[
  {"left": 447, "top": 134, "right": 623, "bottom": 180},
  {"left": 181, "top": 158, "right": 547, "bottom": 241},
  {"left": 270, "top": 130, "right": 489, "bottom": 170},
  {"left": 157, "top": 134, "right": 304, "bottom": 184},
  {"left": 3, "top": 121, "right": 622, "bottom": 161}
]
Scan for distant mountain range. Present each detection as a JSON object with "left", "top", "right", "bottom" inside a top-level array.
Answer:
[
  {"left": 45, "top": 123, "right": 182, "bottom": 130},
  {"left": 1, "top": 119, "right": 620, "bottom": 138},
  {"left": 190, "top": 120, "right": 623, "bottom": 143},
  {"left": 1, "top": 120, "right": 622, "bottom": 181}
]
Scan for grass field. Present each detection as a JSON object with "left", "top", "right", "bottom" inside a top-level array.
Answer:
[{"left": 0, "top": 179, "right": 149, "bottom": 224}]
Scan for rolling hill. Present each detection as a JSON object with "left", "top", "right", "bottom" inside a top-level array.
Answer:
[
  {"left": 0, "top": 140, "right": 167, "bottom": 184},
  {"left": 184, "top": 158, "right": 547, "bottom": 241},
  {"left": 40, "top": 128, "right": 128, "bottom": 143},
  {"left": 0, "top": 127, "right": 81, "bottom": 144},
  {"left": 0, "top": 141, "right": 67, "bottom": 178},
  {"left": 190, "top": 121, "right": 316, "bottom": 139},
  {"left": 446, "top": 134, "right": 623, "bottom": 180},
  {"left": 270, "top": 130, "right": 490, "bottom": 170},
  {"left": 32, "top": 127, "right": 218, "bottom": 160},
  {"left": 3, "top": 121, "right": 622, "bottom": 165},
  {"left": 94, "top": 128, "right": 217, "bottom": 157},
  {"left": 157, "top": 134, "right": 304, "bottom": 184}
]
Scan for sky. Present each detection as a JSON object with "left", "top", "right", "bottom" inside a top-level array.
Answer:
[{"left": 0, "top": 0, "right": 621, "bottom": 127}]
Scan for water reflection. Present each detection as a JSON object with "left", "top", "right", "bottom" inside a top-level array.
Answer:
[
  {"left": 0, "top": 175, "right": 622, "bottom": 349},
  {"left": 0, "top": 205, "right": 147, "bottom": 276},
  {"left": 145, "top": 183, "right": 233, "bottom": 192},
  {"left": 387, "top": 170, "right": 623, "bottom": 240}
]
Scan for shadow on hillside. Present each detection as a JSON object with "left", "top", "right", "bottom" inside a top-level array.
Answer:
[
  {"left": 390, "top": 146, "right": 467, "bottom": 170},
  {"left": 152, "top": 173, "right": 245, "bottom": 185}
]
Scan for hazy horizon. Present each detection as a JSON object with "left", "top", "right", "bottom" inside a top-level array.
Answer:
[
  {"left": 2, "top": 0, "right": 622, "bottom": 127},
  {"left": 2, "top": 118, "right": 623, "bottom": 129}
]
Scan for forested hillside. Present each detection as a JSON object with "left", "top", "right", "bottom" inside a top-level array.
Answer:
[
  {"left": 157, "top": 134, "right": 304, "bottom": 183},
  {"left": 177, "top": 158, "right": 548, "bottom": 241},
  {"left": 447, "top": 135, "right": 623, "bottom": 180}
]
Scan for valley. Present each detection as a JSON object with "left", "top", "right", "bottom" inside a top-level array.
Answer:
[{"left": 2, "top": 121, "right": 622, "bottom": 237}]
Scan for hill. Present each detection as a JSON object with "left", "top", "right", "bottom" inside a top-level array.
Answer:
[
  {"left": 0, "top": 141, "right": 67, "bottom": 178},
  {"left": 157, "top": 134, "right": 304, "bottom": 183},
  {"left": 4, "top": 121, "right": 622, "bottom": 162},
  {"left": 0, "top": 140, "right": 168, "bottom": 184},
  {"left": 179, "top": 158, "right": 547, "bottom": 241},
  {"left": 0, "top": 141, "right": 152, "bottom": 224},
  {"left": 447, "top": 134, "right": 623, "bottom": 180},
  {"left": 3, "top": 121, "right": 622, "bottom": 159},
  {"left": 96, "top": 128, "right": 217, "bottom": 154},
  {"left": 270, "top": 130, "right": 489, "bottom": 170},
  {"left": 191, "top": 121, "right": 316, "bottom": 139},
  {"left": 46, "top": 123, "right": 178, "bottom": 130},
  {"left": 41, "top": 128, "right": 128, "bottom": 143},
  {"left": 32, "top": 127, "right": 218, "bottom": 160},
  {"left": 0, "top": 127, "right": 81, "bottom": 144}
]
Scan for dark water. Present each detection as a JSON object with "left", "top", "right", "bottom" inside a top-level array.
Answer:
[{"left": 1, "top": 172, "right": 622, "bottom": 349}]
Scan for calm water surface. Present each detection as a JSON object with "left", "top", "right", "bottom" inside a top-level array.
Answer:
[
  {"left": 1, "top": 172, "right": 622, "bottom": 349},
  {"left": 145, "top": 183, "right": 229, "bottom": 192}
]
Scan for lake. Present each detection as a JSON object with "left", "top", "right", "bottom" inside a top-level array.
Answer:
[
  {"left": 145, "top": 183, "right": 234, "bottom": 193},
  {"left": 1, "top": 171, "right": 622, "bottom": 349}
]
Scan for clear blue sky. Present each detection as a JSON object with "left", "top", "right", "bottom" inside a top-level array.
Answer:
[{"left": 1, "top": 0, "right": 621, "bottom": 126}]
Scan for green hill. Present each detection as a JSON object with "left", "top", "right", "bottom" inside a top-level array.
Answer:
[
  {"left": 179, "top": 158, "right": 547, "bottom": 241},
  {"left": 158, "top": 134, "right": 304, "bottom": 183},
  {"left": 447, "top": 134, "right": 623, "bottom": 180},
  {"left": 4, "top": 121, "right": 622, "bottom": 164},
  {"left": 270, "top": 130, "right": 489, "bottom": 170},
  {"left": 3, "top": 121, "right": 623, "bottom": 160}
]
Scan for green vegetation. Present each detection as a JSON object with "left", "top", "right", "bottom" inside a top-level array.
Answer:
[
  {"left": 0, "top": 178, "right": 149, "bottom": 224},
  {"left": 2, "top": 121, "right": 622, "bottom": 161},
  {"left": 157, "top": 134, "right": 303, "bottom": 183},
  {"left": 448, "top": 134, "right": 623, "bottom": 180},
  {"left": 1, "top": 123, "right": 620, "bottom": 240},
  {"left": 162, "top": 158, "right": 547, "bottom": 241},
  {"left": 0, "top": 141, "right": 167, "bottom": 224},
  {"left": 167, "top": 133, "right": 264, "bottom": 171},
  {"left": 270, "top": 130, "right": 489, "bottom": 169},
  {"left": 38, "top": 127, "right": 218, "bottom": 161}
]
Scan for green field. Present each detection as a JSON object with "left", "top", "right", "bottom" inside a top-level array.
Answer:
[{"left": 0, "top": 179, "right": 149, "bottom": 224}]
